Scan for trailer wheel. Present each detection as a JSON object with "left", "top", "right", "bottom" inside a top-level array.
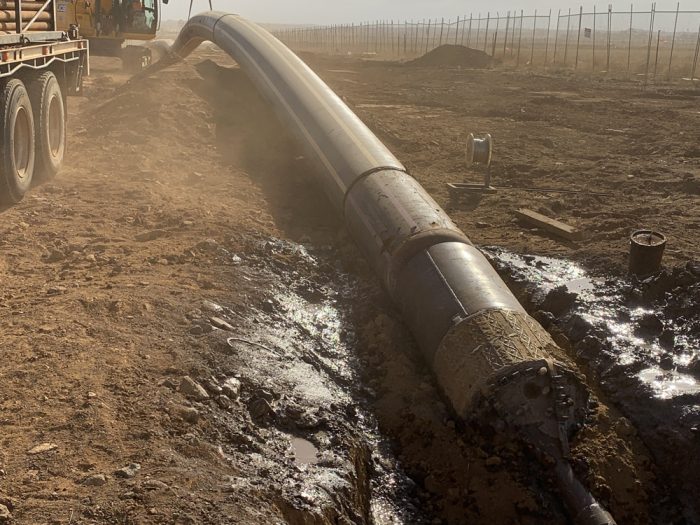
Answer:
[
  {"left": 29, "top": 71, "right": 65, "bottom": 181},
  {"left": 0, "top": 79, "right": 35, "bottom": 204}
]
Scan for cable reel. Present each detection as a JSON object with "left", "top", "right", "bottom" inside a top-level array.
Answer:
[{"left": 466, "top": 133, "right": 493, "bottom": 168}]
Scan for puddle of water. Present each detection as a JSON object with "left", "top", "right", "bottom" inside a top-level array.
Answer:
[
  {"left": 484, "top": 247, "right": 700, "bottom": 400},
  {"left": 291, "top": 438, "right": 319, "bottom": 466},
  {"left": 638, "top": 367, "right": 700, "bottom": 400},
  {"left": 234, "top": 239, "right": 417, "bottom": 524}
]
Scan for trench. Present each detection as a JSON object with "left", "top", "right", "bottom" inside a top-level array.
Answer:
[
  {"left": 136, "top": 12, "right": 693, "bottom": 523},
  {"left": 178, "top": 55, "right": 582, "bottom": 524},
  {"left": 485, "top": 247, "right": 700, "bottom": 523}
]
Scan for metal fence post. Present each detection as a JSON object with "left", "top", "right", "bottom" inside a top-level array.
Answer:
[
  {"left": 425, "top": 18, "right": 432, "bottom": 54},
  {"left": 433, "top": 18, "right": 438, "bottom": 50},
  {"left": 504, "top": 11, "right": 510, "bottom": 57},
  {"left": 455, "top": 16, "right": 460, "bottom": 45},
  {"left": 386, "top": 20, "right": 390, "bottom": 54},
  {"left": 606, "top": 4, "right": 612, "bottom": 72},
  {"left": 383, "top": 20, "right": 388, "bottom": 53},
  {"left": 376, "top": 20, "right": 381, "bottom": 53},
  {"left": 544, "top": 9, "right": 552, "bottom": 65},
  {"left": 511, "top": 10, "right": 517, "bottom": 56},
  {"left": 418, "top": 19, "right": 423, "bottom": 54},
  {"left": 403, "top": 21, "right": 407, "bottom": 56},
  {"left": 467, "top": 14, "right": 473, "bottom": 47},
  {"left": 692, "top": 23, "right": 700, "bottom": 82},
  {"left": 494, "top": 12, "right": 500, "bottom": 57},
  {"left": 413, "top": 20, "right": 419, "bottom": 54},
  {"left": 575, "top": 5, "right": 583, "bottom": 69},
  {"left": 517, "top": 10, "right": 524, "bottom": 66},
  {"left": 553, "top": 10, "right": 561, "bottom": 64},
  {"left": 628, "top": 4, "right": 634, "bottom": 76},
  {"left": 439, "top": 17, "right": 445, "bottom": 47},
  {"left": 531, "top": 9, "right": 537, "bottom": 65},
  {"left": 476, "top": 13, "right": 481, "bottom": 50},
  {"left": 414, "top": 20, "right": 419, "bottom": 54},
  {"left": 593, "top": 6, "right": 597, "bottom": 72},
  {"left": 667, "top": 2, "right": 680, "bottom": 80},
  {"left": 644, "top": 2, "right": 656, "bottom": 86},
  {"left": 484, "top": 12, "right": 490, "bottom": 52},
  {"left": 653, "top": 29, "right": 661, "bottom": 79},
  {"left": 564, "top": 8, "right": 571, "bottom": 65}
]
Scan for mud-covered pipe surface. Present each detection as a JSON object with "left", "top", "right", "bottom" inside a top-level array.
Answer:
[{"left": 163, "top": 12, "right": 616, "bottom": 525}]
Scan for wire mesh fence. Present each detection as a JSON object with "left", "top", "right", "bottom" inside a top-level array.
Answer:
[{"left": 272, "top": 3, "right": 700, "bottom": 83}]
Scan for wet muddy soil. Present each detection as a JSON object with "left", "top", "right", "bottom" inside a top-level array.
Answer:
[{"left": 486, "top": 248, "right": 700, "bottom": 523}]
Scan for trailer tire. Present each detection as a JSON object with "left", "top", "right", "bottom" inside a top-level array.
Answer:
[
  {"left": 0, "top": 79, "right": 35, "bottom": 204},
  {"left": 28, "top": 71, "right": 65, "bottom": 181}
]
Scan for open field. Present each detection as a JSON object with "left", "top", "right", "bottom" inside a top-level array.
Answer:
[{"left": 0, "top": 43, "right": 698, "bottom": 525}]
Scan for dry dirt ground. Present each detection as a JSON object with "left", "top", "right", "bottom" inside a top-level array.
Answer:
[{"left": 0, "top": 45, "right": 697, "bottom": 525}]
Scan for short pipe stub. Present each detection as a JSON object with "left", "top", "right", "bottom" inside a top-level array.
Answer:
[{"left": 629, "top": 229, "right": 666, "bottom": 277}]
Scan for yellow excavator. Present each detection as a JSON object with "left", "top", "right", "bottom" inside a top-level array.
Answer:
[{"left": 54, "top": 0, "right": 211, "bottom": 70}]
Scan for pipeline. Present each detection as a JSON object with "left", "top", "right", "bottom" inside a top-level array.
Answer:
[
  {"left": 160, "top": 12, "right": 616, "bottom": 525},
  {"left": 0, "top": 10, "right": 51, "bottom": 21}
]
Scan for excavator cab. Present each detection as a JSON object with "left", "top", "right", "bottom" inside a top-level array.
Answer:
[
  {"left": 114, "top": 0, "right": 158, "bottom": 37},
  {"left": 56, "top": 0, "right": 162, "bottom": 40},
  {"left": 55, "top": 0, "right": 165, "bottom": 69}
]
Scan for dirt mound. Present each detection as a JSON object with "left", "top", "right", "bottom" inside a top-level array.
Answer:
[{"left": 408, "top": 44, "right": 492, "bottom": 68}]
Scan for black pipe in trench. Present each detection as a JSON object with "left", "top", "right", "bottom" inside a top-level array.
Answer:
[{"left": 159, "top": 13, "right": 616, "bottom": 525}]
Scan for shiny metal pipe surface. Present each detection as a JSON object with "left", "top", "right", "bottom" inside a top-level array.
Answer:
[{"left": 162, "top": 13, "right": 616, "bottom": 524}]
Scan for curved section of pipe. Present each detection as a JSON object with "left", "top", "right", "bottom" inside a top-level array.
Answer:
[
  {"left": 171, "top": 12, "right": 406, "bottom": 212},
  {"left": 165, "top": 13, "right": 616, "bottom": 525}
]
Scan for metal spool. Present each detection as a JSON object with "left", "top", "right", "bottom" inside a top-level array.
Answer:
[{"left": 466, "top": 133, "right": 492, "bottom": 167}]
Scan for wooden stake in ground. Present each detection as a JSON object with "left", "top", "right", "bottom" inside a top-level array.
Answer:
[{"left": 515, "top": 208, "right": 581, "bottom": 241}]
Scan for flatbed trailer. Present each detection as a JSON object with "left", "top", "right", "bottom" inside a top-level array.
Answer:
[{"left": 0, "top": 0, "right": 88, "bottom": 203}]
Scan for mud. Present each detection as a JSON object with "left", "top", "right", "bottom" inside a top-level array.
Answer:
[
  {"left": 0, "top": 41, "right": 696, "bottom": 524},
  {"left": 486, "top": 248, "right": 700, "bottom": 523}
]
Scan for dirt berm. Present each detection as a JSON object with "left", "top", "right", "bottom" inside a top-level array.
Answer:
[{"left": 408, "top": 45, "right": 493, "bottom": 68}]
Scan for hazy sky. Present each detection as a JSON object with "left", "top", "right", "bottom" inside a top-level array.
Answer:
[{"left": 162, "top": 1, "right": 697, "bottom": 25}]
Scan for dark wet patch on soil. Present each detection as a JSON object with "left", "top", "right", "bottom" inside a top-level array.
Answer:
[{"left": 485, "top": 247, "right": 700, "bottom": 523}]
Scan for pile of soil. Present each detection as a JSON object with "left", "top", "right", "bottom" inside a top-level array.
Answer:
[{"left": 408, "top": 44, "right": 492, "bottom": 68}]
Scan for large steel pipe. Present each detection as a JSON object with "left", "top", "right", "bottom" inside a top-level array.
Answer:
[
  {"left": 0, "top": 10, "right": 51, "bottom": 21},
  {"left": 0, "top": 1, "right": 49, "bottom": 9},
  {"left": 0, "top": 21, "right": 50, "bottom": 30},
  {"left": 164, "top": 13, "right": 616, "bottom": 525}
]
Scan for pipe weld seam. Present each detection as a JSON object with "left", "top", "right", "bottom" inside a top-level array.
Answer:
[{"left": 342, "top": 165, "right": 408, "bottom": 212}]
